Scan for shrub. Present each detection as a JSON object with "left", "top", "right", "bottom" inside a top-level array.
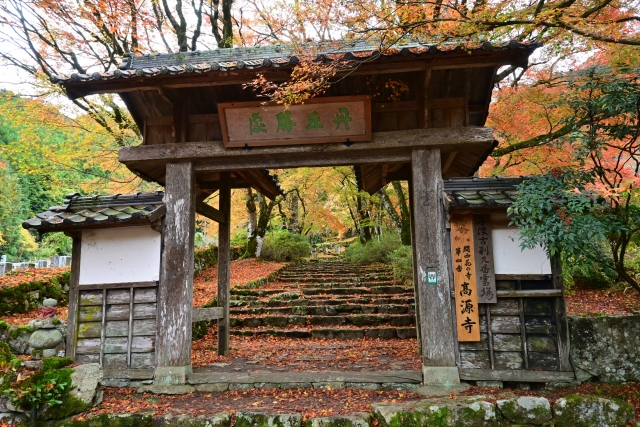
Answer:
[
  {"left": 194, "top": 245, "right": 218, "bottom": 276},
  {"left": 389, "top": 245, "right": 413, "bottom": 285},
  {"left": 260, "top": 230, "right": 310, "bottom": 262},
  {"left": 343, "top": 233, "right": 401, "bottom": 265},
  {"left": 0, "top": 272, "right": 70, "bottom": 316}
]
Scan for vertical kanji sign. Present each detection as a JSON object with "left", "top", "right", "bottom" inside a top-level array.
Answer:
[
  {"left": 451, "top": 216, "right": 481, "bottom": 342},
  {"left": 473, "top": 215, "right": 497, "bottom": 304}
]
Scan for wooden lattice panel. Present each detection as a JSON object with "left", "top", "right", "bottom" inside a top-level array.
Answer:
[{"left": 75, "top": 285, "right": 157, "bottom": 369}]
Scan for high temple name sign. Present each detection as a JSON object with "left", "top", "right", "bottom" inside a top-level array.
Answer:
[{"left": 218, "top": 96, "right": 372, "bottom": 147}]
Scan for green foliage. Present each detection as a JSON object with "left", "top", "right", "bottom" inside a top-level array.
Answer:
[
  {"left": 389, "top": 245, "right": 413, "bottom": 285},
  {"left": 260, "top": 230, "right": 310, "bottom": 262},
  {"left": 343, "top": 232, "right": 401, "bottom": 265},
  {"left": 510, "top": 174, "right": 613, "bottom": 261},
  {"left": 2, "top": 357, "right": 74, "bottom": 414},
  {"left": 194, "top": 245, "right": 218, "bottom": 276},
  {"left": 0, "top": 271, "right": 70, "bottom": 316},
  {"left": 231, "top": 229, "right": 249, "bottom": 253}
]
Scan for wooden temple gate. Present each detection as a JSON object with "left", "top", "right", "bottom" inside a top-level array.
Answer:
[{"left": 42, "top": 40, "right": 574, "bottom": 386}]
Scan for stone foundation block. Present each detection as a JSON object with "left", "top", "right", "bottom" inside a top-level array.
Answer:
[
  {"left": 235, "top": 411, "right": 302, "bottom": 427},
  {"left": 304, "top": 412, "right": 372, "bottom": 427},
  {"left": 138, "top": 385, "right": 196, "bottom": 394},
  {"left": 194, "top": 383, "right": 230, "bottom": 393},
  {"left": 497, "top": 396, "right": 552, "bottom": 425},
  {"left": 554, "top": 394, "right": 635, "bottom": 427},
  {"left": 422, "top": 366, "right": 460, "bottom": 386}
]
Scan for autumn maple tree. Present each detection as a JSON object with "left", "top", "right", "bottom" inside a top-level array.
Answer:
[{"left": 509, "top": 64, "right": 640, "bottom": 294}]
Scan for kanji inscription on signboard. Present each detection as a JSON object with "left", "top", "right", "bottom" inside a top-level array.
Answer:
[
  {"left": 451, "top": 216, "right": 481, "bottom": 342},
  {"left": 473, "top": 215, "right": 497, "bottom": 304},
  {"left": 218, "top": 96, "right": 372, "bottom": 148}
]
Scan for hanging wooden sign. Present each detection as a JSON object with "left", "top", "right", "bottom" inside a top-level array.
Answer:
[
  {"left": 451, "top": 216, "right": 481, "bottom": 342},
  {"left": 473, "top": 215, "right": 497, "bottom": 304},
  {"left": 218, "top": 96, "right": 372, "bottom": 148}
]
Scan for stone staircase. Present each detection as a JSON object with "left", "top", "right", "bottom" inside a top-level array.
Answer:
[{"left": 229, "top": 260, "right": 417, "bottom": 339}]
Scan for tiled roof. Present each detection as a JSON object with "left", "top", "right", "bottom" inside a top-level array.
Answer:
[
  {"left": 23, "top": 192, "right": 165, "bottom": 231},
  {"left": 444, "top": 177, "right": 521, "bottom": 208},
  {"left": 50, "top": 40, "right": 538, "bottom": 85}
]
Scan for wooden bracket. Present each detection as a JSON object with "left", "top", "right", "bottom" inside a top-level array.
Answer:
[{"left": 196, "top": 200, "right": 226, "bottom": 223}]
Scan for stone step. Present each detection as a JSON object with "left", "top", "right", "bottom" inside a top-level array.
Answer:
[
  {"left": 230, "top": 314, "right": 415, "bottom": 328},
  {"left": 302, "top": 286, "right": 413, "bottom": 296},
  {"left": 230, "top": 327, "right": 417, "bottom": 339},
  {"left": 278, "top": 274, "right": 393, "bottom": 283},
  {"left": 231, "top": 285, "right": 412, "bottom": 299},
  {"left": 231, "top": 303, "right": 415, "bottom": 316},
  {"left": 234, "top": 296, "right": 416, "bottom": 308},
  {"left": 292, "top": 281, "right": 397, "bottom": 288}
]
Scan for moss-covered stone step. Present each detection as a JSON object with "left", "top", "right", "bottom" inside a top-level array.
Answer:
[
  {"left": 231, "top": 303, "right": 413, "bottom": 316},
  {"left": 230, "top": 314, "right": 414, "bottom": 328},
  {"left": 277, "top": 275, "right": 395, "bottom": 283},
  {"left": 261, "top": 296, "right": 415, "bottom": 307},
  {"left": 293, "top": 281, "right": 397, "bottom": 288},
  {"left": 302, "top": 286, "right": 412, "bottom": 296},
  {"left": 230, "top": 327, "right": 417, "bottom": 339}
]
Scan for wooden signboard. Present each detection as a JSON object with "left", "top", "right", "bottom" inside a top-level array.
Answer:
[
  {"left": 451, "top": 216, "right": 481, "bottom": 342},
  {"left": 473, "top": 215, "right": 497, "bottom": 304},
  {"left": 218, "top": 96, "right": 372, "bottom": 148}
]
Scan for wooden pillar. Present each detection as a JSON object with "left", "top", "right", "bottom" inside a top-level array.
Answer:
[
  {"left": 217, "top": 172, "right": 231, "bottom": 356},
  {"left": 65, "top": 233, "right": 82, "bottom": 360},
  {"left": 411, "top": 148, "right": 459, "bottom": 385},
  {"left": 552, "top": 254, "right": 572, "bottom": 372},
  {"left": 407, "top": 178, "right": 422, "bottom": 354},
  {"left": 156, "top": 162, "right": 196, "bottom": 385}
]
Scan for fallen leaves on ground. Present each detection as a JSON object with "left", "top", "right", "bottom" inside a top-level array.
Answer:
[
  {"left": 462, "top": 381, "right": 640, "bottom": 422},
  {"left": 0, "top": 267, "right": 69, "bottom": 290},
  {"left": 192, "top": 331, "right": 421, "bottom": 372},
  {"left": 86, "top": 387, "right": 424, "bottom": 419},
  {"left": 193, "top": 259, "right": 286, "bottom": 307},
  {"left": 2, "top": 306, "right": 68, "bottom": 326},
  {"left": 566, "top": 286, "right": 639, "bottom": 316}
]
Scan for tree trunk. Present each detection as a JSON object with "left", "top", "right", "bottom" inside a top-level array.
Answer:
[
  {"left": 245, "top": 188, "right": 258, "bottom": 258},
  {"left": 357, "top": 194, "right": 372, "bottom": 243},
  {"left": 380, "top": 189, "right": 402, "bottom": 237},
  {"left": 255, "top": 193, "right": 275, "bottom": 257},
  {"left": 392, "top": 181, "right": 412, "bottom": 245}
]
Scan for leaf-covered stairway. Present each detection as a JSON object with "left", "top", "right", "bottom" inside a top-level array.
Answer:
[{"left": 229, "top": 260, "right": 418, "bottom": 339}]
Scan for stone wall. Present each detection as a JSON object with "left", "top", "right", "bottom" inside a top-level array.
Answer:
[{"left": 569, "top": 314, "right": 640, "bottom": 382}]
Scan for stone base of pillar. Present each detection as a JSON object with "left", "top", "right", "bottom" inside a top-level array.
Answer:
[
  {"left": 422, "top": 366, "right": 460, "bottom": 386},
  {"left": 154, "top": 365, "right": 193, "bottom": 386}
]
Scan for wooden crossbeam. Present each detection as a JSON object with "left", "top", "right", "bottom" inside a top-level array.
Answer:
[
  {"left": 120, "top": 128, "right": 494, "bottom": 173},
  {"left": 196, "top": 200, "right": 226, "bottom": 223}
]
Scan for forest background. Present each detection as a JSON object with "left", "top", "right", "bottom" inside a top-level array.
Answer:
[{"left": 0, "top": 0, "right": 639, "bottom": 293}]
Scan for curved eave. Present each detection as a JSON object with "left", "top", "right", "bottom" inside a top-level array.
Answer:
[{"left": 56, "top": 42, "right": 538, "bottom": 100}]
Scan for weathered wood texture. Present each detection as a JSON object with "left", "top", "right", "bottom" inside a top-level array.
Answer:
[
  {"left": 457, "top": 278, "right": 574, "bottom": 381},
  {"left": 193, "top": 307, "right": 224, "bottom": 322},
  {"left": 552, "top": 255, "right": 572, "bottom": 371},
  {"left": 473, "top": 215, "right": 496, "bottom": 303},
  {"left": 157, "top": 162, "right": 196, "bottom": 368},
  {"left": 459, "top": 369, "right": 575, "bottom": 383},
  {"left": 75, "top": 286, "right": 158, "bottom": 369},
  {"left": 217, "top": 172, "right": 231, "bottom": 356},
  {"left": 66, "top": 235, "right": 82, "bottom": 360},
  {"left": 218, "top": 96, "right": 372, "bottom": 147},
  {"left": 411, "top": 148, "right": 457, "bottom": 367},
  {"left": 121, "top": 127, "right": 494, "bottom": 166},
  {"left": 450, "top": 216, "right": 481, "bottom": 342},
  {"left": 407, "top": 178, "right": 422, "bottom": 354}
]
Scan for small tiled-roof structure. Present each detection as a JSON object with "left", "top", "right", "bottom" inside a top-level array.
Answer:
[
  {"left": 50, "top": 40, "right": 537, "bottom": 87},
  {"left": 23, "top": 192, "right": 166, "bottom": 232},
  {"left": 444, "top": 177, "right": 521, "bottom": 208}
]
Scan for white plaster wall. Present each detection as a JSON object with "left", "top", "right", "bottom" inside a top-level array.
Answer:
[
  {"left": 79, "top": 226, "right": 161, "bottom": 285},
  {"left": 492, "top": 227, "right": 551, "bottom": 275}
]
